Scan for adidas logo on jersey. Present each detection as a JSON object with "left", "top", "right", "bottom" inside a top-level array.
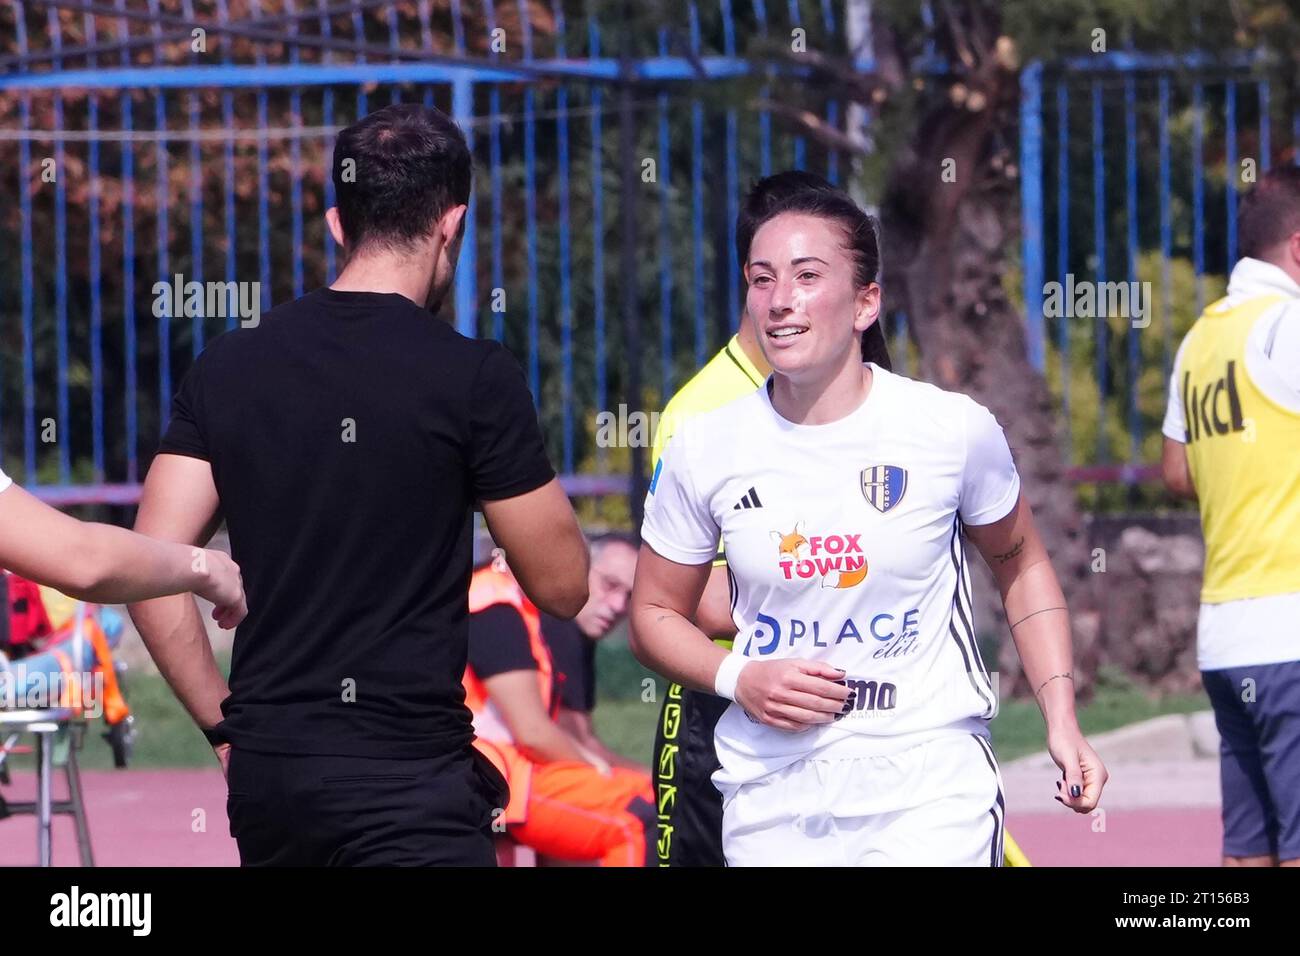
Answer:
[{"left": 732, "top": 487, "right": 763, "bottom": 510}]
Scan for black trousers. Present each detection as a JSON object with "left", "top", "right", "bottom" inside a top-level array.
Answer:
[
  {"left": 225, "top": 744, "right": 508, "bottom": 866},
  {"left": 652, "top": 683, "right": 731, "bottom": 867}
]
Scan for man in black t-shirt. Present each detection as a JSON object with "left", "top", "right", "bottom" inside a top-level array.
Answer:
[
  {"left": 126, "top": 104, "right": 590, "bottom": 867},
  {"left": 542, "top": 533, "right": 649, "bottom": 774}
]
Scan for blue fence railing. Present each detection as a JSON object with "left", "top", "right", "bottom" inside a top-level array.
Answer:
[
  {"left": 1020, "top": 51, "right": 1300, "bottom": 483},
  {"left": 1, "top": 0, "right": 884, "bottom": 507},
  {"left": 9, "top": 4, "right": 1294, "bottom": 507}
]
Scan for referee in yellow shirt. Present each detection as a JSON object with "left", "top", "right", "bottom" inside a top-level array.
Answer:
[{"left": 648, "top": 302, "right": 767, "bottom": 867}]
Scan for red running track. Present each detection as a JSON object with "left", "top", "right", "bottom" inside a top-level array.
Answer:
[
  {"left": 0, "top": 769, "right": 238, "bottom": 867},
  {"left": 0, "top": 769, "right": 1222, "bottom": 867}
]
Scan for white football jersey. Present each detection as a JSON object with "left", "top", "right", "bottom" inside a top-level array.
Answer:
[{"left": 640, "top": 363, "right": 1022, "bottom": 787}]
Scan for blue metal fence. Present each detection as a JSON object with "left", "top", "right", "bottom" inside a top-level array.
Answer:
[
  {"left": 9, "top": 4, "right": 1291, "bottom": 508},
  {"left": 1, "top": 0, "right": 886, "bottom": 506},
  {"left": 1020, "top": 51, "right": 1300, "bottom": 484}
]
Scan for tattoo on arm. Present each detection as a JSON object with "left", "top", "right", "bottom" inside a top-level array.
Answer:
[
  {"left": 1009, "top": 606, "right": 1068, "bottom": 630},
  {"left": 993, "top": 536, "right": 1025, "bottom": 564}
]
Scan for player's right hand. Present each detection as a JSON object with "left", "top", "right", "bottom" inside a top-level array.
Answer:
[
  {"left": 195, "top": 549, "right": 247, "bottom": 629},
  {"left": 734, "top": 659, "right": 853, "bottom": 732}
]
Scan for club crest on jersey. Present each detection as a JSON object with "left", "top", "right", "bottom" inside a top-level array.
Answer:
[
  {"left": 770, "top": 521, "right": 869, "bottom": 590},
  {"left": 860, "top": 464, "right": 907, "bottom": 513}
]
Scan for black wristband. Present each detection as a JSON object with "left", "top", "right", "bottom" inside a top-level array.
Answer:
[{"left": 201, "top": 725, "right": 228, "bottom": 747}]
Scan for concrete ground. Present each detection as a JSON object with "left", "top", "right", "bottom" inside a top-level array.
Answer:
[{"left": 999, "top": 711, "right": 1225, "bottom": 866}]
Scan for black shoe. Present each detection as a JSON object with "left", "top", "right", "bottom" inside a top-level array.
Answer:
[{"left": 103, "top": 714, "right": 136, "bottom": 769}]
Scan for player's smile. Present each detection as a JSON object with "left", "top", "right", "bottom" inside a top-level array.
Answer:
[
  {"left": 745, "top": 212, "right": 866, "bottom": 376},
  {"left": 765, "top": 320, "right": 811, "bottom": 347}
]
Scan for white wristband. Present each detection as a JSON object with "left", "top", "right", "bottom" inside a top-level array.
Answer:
[{"left": 713, "top": 654, "right": 748, "bottom": 701}]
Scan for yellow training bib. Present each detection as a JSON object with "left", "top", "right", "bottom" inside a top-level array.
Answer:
[{"left": 1180, "top": 293, "right": 1300, "bottom": 602}]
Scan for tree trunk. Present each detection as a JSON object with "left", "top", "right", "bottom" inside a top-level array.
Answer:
[{"left": 878, "top": 54, "right": 1101, "bottom": 699}]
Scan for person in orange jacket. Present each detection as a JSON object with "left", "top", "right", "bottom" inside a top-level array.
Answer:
[
  {"left": 466, "top": 551, "right": 654, "bottom": 866},
  {"left": 541, "top": 532, "right": 649, "bottom": 775}
]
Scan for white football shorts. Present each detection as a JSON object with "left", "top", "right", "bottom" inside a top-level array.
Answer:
[{"left": 719, "top": 733, "right": 1006, "bottom": 866}]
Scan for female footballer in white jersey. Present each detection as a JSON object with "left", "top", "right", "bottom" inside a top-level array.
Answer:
[
  {"left": 0, "top": 465, "right": 246, "bottom": 623},
  {"left": 630, "top": 175, "right": 1107, "bottom": 866}
]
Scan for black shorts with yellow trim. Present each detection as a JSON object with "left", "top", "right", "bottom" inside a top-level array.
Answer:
[{"left": 652, "top": 635, "right": 732, "bottom": 868}]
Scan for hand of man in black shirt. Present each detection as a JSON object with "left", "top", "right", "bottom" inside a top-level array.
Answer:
[
  {"left": 127, "top": 454, "right": 233, "bottom": 738},
  {"left": 480, "top": 483, "right": 590, "bottom": 620}
]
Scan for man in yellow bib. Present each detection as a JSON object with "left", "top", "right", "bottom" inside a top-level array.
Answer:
[{"left": 1162, "top": 166, "right": 1300, "bottom": 867}]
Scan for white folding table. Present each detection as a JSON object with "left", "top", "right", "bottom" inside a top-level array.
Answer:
[{"left": 0, "top": 708, "right": 94, "bottom": 866}]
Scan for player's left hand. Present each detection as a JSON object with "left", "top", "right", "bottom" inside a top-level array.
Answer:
[{"left": 1047, "top": 725, "right": 1107, "bottom": 813}]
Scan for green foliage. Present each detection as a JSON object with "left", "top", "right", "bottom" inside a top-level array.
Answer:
[
  {"left": 593, "top": 625, "right": 658, "bottom": 701},
  {"left": 3, "top": 0, "right": 1294, "bottom": 513},
  {"left": 990, "top": 682, "right": 1207, "bottom": 762},
  {"left": 993, "top": 0, "right": 1297, "bottom": 63},
  {"left": 591, "top": 698, "right": 659, "bottom": 766},
  {"left": 1044, "top": 253, "right": 1225, "bottom": 466}
]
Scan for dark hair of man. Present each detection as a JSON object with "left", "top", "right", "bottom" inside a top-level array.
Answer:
[
  {"left": 332, "top": 104, "right": 473, "bottom": 254},
  {"left": 1238, "top": 166, "right": 1300, "bottom": 262}
]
